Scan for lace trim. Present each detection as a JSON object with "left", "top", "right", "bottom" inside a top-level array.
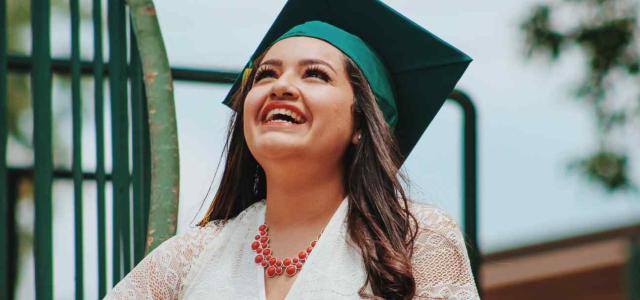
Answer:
[
  {"left": 409, "top": 202, "right": 480, "bottom": 299},
  {"left": 105, "top": 222, "right": 223, "bottom": 299}
]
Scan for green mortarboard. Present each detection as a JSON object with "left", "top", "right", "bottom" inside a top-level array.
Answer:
[{"left": 222, "top": 0, "right": 471, "bottom": 160}]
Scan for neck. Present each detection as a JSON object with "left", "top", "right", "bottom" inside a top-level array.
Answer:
[{"left": 262, "top": 160, "right": 346, "bottom": 229}]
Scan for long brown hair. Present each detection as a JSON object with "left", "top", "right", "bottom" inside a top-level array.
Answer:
[{"left": 199, "top": 53, "right": 418, "bottom": 299}]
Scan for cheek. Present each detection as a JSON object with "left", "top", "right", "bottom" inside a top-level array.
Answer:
[
  {"left": 312, "top": 94, "right": 354, "bottom": 137},
  {"left": 332, "top": 102, "right": 353, "bottom": 131},
  {"left": 243, "top": 88, "right": 269, "bottom": 130},
  {"left": 243, "top": 91, "right": 261, "bottom": 121},
  {"left": 242, "top": 90, "right": 264, "bottom": 147},
  {"left": 330, "top": 91, "right": 355, "bottom": 132}
]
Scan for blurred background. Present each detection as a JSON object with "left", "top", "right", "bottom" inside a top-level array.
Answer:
[{"left": 2, "top": 0, "right": 640, "bottom": 299}]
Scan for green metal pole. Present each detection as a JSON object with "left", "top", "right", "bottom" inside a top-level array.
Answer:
[
  {"left": 70, "top": 0, "right": 84, "bottom": 298},
  {"left": 93, "top": 0, "right": 107, "bottom": 295},
  {"left": 0, "top": 0, "right": 9, "bottom": 297},
  {"left": 7, "top": 54, "right": 239, "bottom": 84},
  {"left": 108, "top": 0, "right": 131, "bottom": 282},
  {"left": 448, "top": 90, "right": 481, "bottom": 295},
  {"left": 31, "top": 0, "right": 54, "bottom": 298},
  {"left": 127, "top": 0, "right": 180, "bottom": 253}
]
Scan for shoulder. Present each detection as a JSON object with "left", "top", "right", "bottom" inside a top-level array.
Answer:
[
  {"left": 407, "top": 201, "right": 461, "bottom": 237},
  {"left": 157, "top": 221, "right": 225, "bottom": 256},
  {"left": 138, "top": 220, "right": 226, "bottom": 277},
  {"left": 105, "top": 222, "right": 226, "bottom": 299},
  {"left": 406, "top": 201, "right": 468, "bottom": 263},
  {"left": 152, "top": 201, "right": 264, "bottom": 257},
  {"left": 406, "top": 201, "right": 480, "bottom": 299}
]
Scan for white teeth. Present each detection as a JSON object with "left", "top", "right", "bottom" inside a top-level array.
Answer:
[{"left": 265, "top": 107, "right": 304, "bottom": 123}]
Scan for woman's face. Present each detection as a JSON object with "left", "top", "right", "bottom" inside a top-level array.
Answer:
[{"left": 243, "top": 37, "right": 356, "bottom": 165}]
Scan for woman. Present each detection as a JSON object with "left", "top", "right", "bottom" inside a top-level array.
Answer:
[{"left": 107, "top": 1, "right": 477, "bottom": 299}]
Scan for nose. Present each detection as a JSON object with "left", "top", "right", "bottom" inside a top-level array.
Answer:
[{"left": 270, "top": 73, "right": 300, "bottom": 101}]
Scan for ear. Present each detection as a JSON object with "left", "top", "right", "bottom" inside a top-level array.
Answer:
[{"left": 351, "top": 130, "right": 362, "bottom": 144}]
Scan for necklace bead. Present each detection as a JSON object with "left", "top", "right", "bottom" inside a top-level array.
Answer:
[
  {"left": 285, "top": 265, "right": 297, "bottom": 276},
  {"left": 266, "top": 266, "right": 276, "bottom": 277},
  {"left": 251, "top": 223, "right": 318, "bottom": 278}
]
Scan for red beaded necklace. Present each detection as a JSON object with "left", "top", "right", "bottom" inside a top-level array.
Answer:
[{"left": 251, "top": 224, "right": 318, "bottom": 278}]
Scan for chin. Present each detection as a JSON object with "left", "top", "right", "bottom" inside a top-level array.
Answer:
[{"left": 251, "top": 137, "right": 306, "bottom": 160}]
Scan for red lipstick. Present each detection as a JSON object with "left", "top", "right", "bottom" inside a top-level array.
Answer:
[{"left": 260, "top": 102, "right": 307, "bottom": 123}]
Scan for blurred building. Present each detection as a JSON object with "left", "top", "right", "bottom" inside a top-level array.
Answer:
[{"left": 482, "top": 224, "right": 640, "bottom": 300}]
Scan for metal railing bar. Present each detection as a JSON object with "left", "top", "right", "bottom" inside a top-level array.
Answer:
[
  {"left": 7, "top": 54, "right": 238, "bottom": 83},
  {"left": 108, "top": 0, "right": 131, "bottom": 281},
  {"left": 31, "top": 0, "right": 54, "bottom": 298},
  {"left": 0, "top": 0, "right": 10, "bottom": 298},
  {"left": 70, "top": 0, "right": 85, "bottom": 297},
  {"left": 7, "top": 167, "right": 113, "bottom": 181},
  {"left": 447, "top": 90, "right": 480, "bottom": 295},
  {"left": 93, "top": 0, "right": 107, "bottom": 296}
]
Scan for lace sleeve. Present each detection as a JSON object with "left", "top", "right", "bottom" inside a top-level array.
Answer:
[
  {"left": 410, "top": 203, "right": 480, "bottom": 300},
  {"left": 104, "top": 223, "right": 222, "bottom": 300}
]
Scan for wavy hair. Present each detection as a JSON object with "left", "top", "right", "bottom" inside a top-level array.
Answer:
[{"left": 198, "top": 53, "right": 418, "bottom": 299}]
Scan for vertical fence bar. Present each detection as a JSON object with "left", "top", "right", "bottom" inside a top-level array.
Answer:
[
  {"left": 31, "top": 0, "right": 54, "bottom": 298},
  {"left": 129, "top": 28, "right": 148, "bottom": 264},
  {"left": 70, "top": 0, "right": 84, "bottom": 297},
  {"left": 448, "top": 91, "right": 481, "bottom": 295},
  {"left": 93, "top": 0, "right": 108, "bottom": 295},
  {"left": 0, "top": 0, "right": 9, "bottom": 297},
  {"left": 108, "top": 0, "right": 131, "bottom": 282}
]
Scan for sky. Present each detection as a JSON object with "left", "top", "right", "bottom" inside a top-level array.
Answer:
[{"left": 9, "top": 0, "right": 640, "bottom": 299}]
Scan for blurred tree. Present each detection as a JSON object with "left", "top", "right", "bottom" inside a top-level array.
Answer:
[{"left": 521, "top": 0, "right": 639, "bottom": 192}]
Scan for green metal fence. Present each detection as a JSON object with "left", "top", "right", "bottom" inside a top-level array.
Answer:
[
  {"left": 0, "top": 0, "right": 482, "bottom": 299},
  {"left": 2, "top": 0, "right": 153, "bottom": 298}
]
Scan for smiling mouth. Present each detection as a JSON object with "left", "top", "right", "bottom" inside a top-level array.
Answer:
[{"left": 262, "top": 106, "right": 307, "bottom": 125}]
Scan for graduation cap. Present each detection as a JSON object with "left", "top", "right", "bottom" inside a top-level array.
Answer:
[{"left": 223, "top": 0, "right": 471, "bottom": 160}]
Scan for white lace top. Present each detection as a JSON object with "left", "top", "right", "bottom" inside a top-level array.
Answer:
[{"left": 105, "top": 199, "right": 479, "bottom": 299}]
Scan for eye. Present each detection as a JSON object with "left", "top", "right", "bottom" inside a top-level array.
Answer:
[
  {"left": 303, "top": 66, "right": 331, "bottom": 82},
  {"left": 254, "top": 66, "right": 278, "bottom": 82}
]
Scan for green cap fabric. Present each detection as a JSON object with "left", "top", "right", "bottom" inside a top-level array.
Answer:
[{"left": 222, "top": 0, "right": 471, "bottom": 160}]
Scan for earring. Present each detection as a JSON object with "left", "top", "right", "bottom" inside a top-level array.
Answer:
[{"left": 253, "top": 165, "right": 262, "bottom": 196}]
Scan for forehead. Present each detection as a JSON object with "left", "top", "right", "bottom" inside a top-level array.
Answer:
[{"left": 262, "top": 36, "right": 346, "bottom": 66}]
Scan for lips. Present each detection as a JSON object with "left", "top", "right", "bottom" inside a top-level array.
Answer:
[{"left": 260, "top": 103, "right": 307, "bottom": 125}]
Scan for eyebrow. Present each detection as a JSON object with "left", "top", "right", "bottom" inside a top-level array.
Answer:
[{"left": 260, "top": 58, "right": 337, "bottom": 73}]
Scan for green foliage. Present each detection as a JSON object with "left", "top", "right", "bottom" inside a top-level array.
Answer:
[
  {"left": 521, "top": 0, "right": 639, "bottom": 192},
  {"left": 569, "top": 151, "right": 631, "bottom": 191}
]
